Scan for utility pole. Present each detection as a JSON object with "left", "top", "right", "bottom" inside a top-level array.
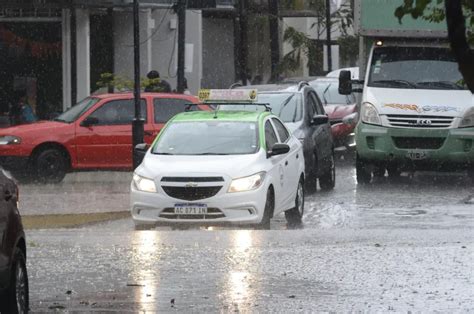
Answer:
[
  {"left": 238, "top": 0, "right": 248, "bottom": 85},
  {"left": 132, "top": 0, "right": 144, "bottom": 169},
  {"left": 268, "top": 0, "right": 280, "bottom": 82},
  {"left": 325, "top": 0, "right": 332, "bottom": 72},
  {"left": 176, "top": 0, "right": 186, "bottom": 93}
]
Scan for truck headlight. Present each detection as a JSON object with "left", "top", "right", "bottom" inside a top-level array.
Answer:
[
  {"left": 360, "top": 102, "right": 381, "bottom": 125},
  {"left": 228, "top": 172, "right": 266, "bottom": 193},
  {"left": 0, "top": 136, "right": 21, "bottom": 145},
  {"left": 459, "top": 108, "right": 474, "bottom": 128},
  {"left": 133, "top": 174, "right": 157, "bottom": 193}
]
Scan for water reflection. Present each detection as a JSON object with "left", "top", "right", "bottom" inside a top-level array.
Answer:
[
  {"left": 131, "top": 231, "right": 160, "bottom": 309},
  {"left": 224, "top": 230, "right": 260, "bottom": 310}
]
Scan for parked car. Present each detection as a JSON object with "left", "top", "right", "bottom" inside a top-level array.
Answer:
[
  {"left": 309, "top": 77, "right": 358, "bottom": 151},
  {"left": 0, "top": 169, "right": 28, "bottom": 313},
  {"left": 131, "top": 97, "right": 305, "bottom": 230},
  {"left": 0, "top": 93, "right": 205, "bottom": 183},
  {"left": 233, "top": 82, "right": 335, "bottom": 191}
]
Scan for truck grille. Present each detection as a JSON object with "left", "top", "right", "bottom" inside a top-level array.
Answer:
[
  {"left": 162, "top": 186, "right": 222, "bottom": 201},
  {"left": 159, "top": 207, "right": 225, "bottom": 219},
  {"left": 392, "top": 137, "right": 445, "bottom": 149},
  {"left": 386, "top": 115, "right": 453, "bottom": 128}
]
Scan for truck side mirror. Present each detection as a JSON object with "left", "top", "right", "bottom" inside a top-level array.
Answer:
[{"left": 339, "top": 70, "right": 352, "bottom": 95}]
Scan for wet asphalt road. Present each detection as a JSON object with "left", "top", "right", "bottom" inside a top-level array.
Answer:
[{"left": 23, "top": 158, "right": 474, "bottom": 312}]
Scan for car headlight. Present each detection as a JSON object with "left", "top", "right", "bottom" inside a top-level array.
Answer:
[
  {"left": 459, "top": 108, "right": 474, "bottom": 128},
  {"left": 133, "top": 174, "right": 157, "bottom": 193},
  {"left": 360, "top": 102, "right": 381, "bottom": 125},
  {"left": 228, "top": 172, "right": 266, "bottom": 193},
  {"left": 342, "top": 112, "right": 359, "bottom": 125},
  {"left": 0, "top": 136, "right": 21, "bottom": 145}
]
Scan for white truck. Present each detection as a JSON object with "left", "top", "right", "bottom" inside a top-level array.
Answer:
[{"left": 339, "top": 0, "right": 474, "bottom": 183}]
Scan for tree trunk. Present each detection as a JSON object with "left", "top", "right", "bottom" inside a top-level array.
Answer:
[{"left": 445, "top": 0, "right": 474, "bottom": 93}]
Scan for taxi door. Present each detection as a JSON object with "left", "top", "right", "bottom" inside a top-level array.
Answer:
[
  {"left": 75, "top": 99, "right": 150, "bottom": 169},
  {"left": 264, "top": 119, "right": 291, "bottom": 213},
  {"left": 270, "top": 117, "right": 300, "bottom": 209}
]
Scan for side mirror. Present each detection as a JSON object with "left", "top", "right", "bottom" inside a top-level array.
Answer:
[
  {"left": 268, "top": 143, "right": 290, "bottom": 158},
  {"left": 134, "top": 143, "right": 149, "bottom": 165},
  {"left": 312, "top": 114, "right": 329, "bottom": 125},
  {"left": 338, "top": 70, "right": 352, "bottom": 95},
  {"left": 80, "top": 116, "right": 99, "bottom": 127}
]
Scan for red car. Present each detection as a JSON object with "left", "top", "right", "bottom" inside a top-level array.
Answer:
[
  {"left": 0, "top": 93, "right": 204, "bottom": 183},
  {"left": 310, "top": 77, "right": 358, "bottom": 151}
]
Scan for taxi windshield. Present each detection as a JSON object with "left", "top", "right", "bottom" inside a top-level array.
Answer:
[
  {"left": 152, "top": 121, "right": 259, "bottom": 155},
  {"left": 219, "top": 93, "right": 303, "bottom": 122},
  {"left": 54, "top": 97, "right": 100, "bottom": 123}
]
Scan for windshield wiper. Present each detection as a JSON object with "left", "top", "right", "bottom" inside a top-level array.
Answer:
[
  {"left": 322, "top": 84, "right": 331, "bottom": 105},
  {"left": 195, "top": 152, "right": 230, "bottom": 155},
  {"left": 277, "top": 94, "right": 295, "bottom": 121},
  {"left": 372, "top": 79, "right": 417, "bottom": 88},
  {"left": 415, "top": 81, "right": 465, "bottom": 90},
  {"left": 155, "top": 152, "right": 174, "bottom": 155}
]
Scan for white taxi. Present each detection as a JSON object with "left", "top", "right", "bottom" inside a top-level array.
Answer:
[{"left": 130, "top": 89, "right": 305, "bottom": 229}]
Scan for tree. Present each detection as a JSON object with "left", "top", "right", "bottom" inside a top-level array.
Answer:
[
  {"left": 394, "top": 0, "right": 474, "bottom": 93},
  {"left": 279, "top": 0, "right": 354, "bottom": 76}
]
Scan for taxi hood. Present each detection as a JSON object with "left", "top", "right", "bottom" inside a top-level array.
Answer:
[
  {"left": 138, "top": 151, "right": 265, "bottom": 180},
  {"left": 365, "top": 87, "right": 474, "bottom": 117}
]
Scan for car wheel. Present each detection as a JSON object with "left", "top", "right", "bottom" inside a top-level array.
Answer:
[
  {"left": 285, "top": 178, "right": 304, "bottom": 229},
  {"left": 319, "top": 152, "right": 336, "bottom": 191},
  {"left": 256, "top": 188, "right": 273, "bottom": 230},
  {"left": 305, "top": 154, "right": 318, "bottom": 193},
  {"left": 373, "top": 166, "right": 386, "bottom": 178},
  {"left": 1, "top": 248, "right": 29, "bottom": 314},
  {"left": 34, "top": 148, "right": 67, "bottom": 183},
  {"left": 356, "top": 154, "right": 372, "bottom": 184}
]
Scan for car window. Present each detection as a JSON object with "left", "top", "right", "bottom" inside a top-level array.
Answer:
[
  {"left": 265, "top": 120, "right": 279, "bottom": 150},
  {"left": 154, "top": 98, "right": 196, "bottom": 123},
  {"left": 311, "top": 92, "right": 325, "bottom": 115},
  {"left": 87, "top": 99, "right": 146, "bottom": 126},
  {"left": 272, "top": 118, "right": 289, "bottom": 143},
  {"left": 306, "top": 92, "right": 317, "bottom": 119}
]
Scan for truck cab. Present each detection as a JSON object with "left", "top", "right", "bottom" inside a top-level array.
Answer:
[{"left": 352, "top": 43, "right": 473, "bottom": 183}]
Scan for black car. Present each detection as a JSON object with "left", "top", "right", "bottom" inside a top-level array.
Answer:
[
  {"left": 234, "top": 82, "right": 335, "bottom": 191},
  {"left": 0, "top": 169, "right": 28, "bottom": 313}
]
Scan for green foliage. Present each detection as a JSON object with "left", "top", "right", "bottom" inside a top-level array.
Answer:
[
  {"left": 96, "top": 73, "right": 165, "bottom": 93},
  {"left": 394, "top": 0, "right": 474, "bottom": 43}
]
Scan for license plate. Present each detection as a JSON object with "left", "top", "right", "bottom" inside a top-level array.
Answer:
[
  {"left": 174, "top": 203, "right": 207, "bottom": 215},
  {"left": 406, "top": 150, "right": 428, "bottom": 160}
]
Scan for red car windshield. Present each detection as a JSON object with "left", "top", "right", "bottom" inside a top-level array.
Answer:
[{"left": 54, "top": 97, "right": 100, "bottom": 123}]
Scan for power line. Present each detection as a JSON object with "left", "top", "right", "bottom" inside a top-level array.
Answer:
[{"left": 124, "top": 7, "right": 172, "bottom": 47}]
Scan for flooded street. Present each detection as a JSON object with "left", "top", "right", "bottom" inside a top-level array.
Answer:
[{"left": 24, "top": 159, "right": 474, "bottom": 312}]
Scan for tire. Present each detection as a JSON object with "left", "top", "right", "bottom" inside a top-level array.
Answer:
[
  {"left": 285, "top": 178, "right": 304, "bottom": 229},
  {"left": 34, "top": 148, "right": 67, "bottom": 183},
  {"left": 256, "top": 189, "right": 274, "bottom": 230},
  {"left": 319, "top": 152, "right": 336, "bottom": 191},
  {"left": 305, "top": 154, "right": 318, "bottom": 193},
  {"left": 373, "top": 166, "right": 386, "bottom": 178},
  {"left": 1, "top": 248, "right": 29, "bottom": 314},
  {"left": 356, "top": 154, "right": 372, "bottom": 184}
]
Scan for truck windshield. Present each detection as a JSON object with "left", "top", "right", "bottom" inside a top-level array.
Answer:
[
  {"left": 152, "top": 121, "right": 259, "bottom": 155},
  {"left": 368, "top": 47, "right": 468, "bottom": 90},
  {"left": 53, "top": 97, "right": 100, "bottom": 123}
]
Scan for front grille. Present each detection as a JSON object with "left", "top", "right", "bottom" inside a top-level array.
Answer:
[
  {"left": 392, "top": 137, "right": 445, "bottom": 149},
  {"left": 159, "top": 207, "right": 225, "bottom": 219},
  {"left": 386, "top": 115, "right": 453, "bottom": 128},
  {"left": 161, "top": 176, "right": 224, "bottom": 182},
  {"left": 162, "top": 186, "right": 222, "bottom": 200}
]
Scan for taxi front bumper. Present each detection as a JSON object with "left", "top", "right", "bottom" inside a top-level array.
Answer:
[
  {"left": 356, "top": 123, "right": 474, "bottom": 170},
  {"left": 130, "top": 182, "right": 269, "bottom": 226}
]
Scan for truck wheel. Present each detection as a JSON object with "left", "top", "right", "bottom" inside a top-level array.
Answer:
[
  {"left": 34, "top": 148, "right": 67, "bottom": 183},
  {"left": 356, "top": 154, "right": 372, "bottom": 184},
  {"left": 256, "top": 189, "right": 274, "bottom": 230},
  {"left": 0, "top": 248, "right": 29, "bottom": 314},
  {"left": 387, "top": 164, "right": 401, "bottom": 178},
  {"left": 285, "top": 178, "right": 304, "bottom": 229},
  {"left": 319, "top": 153, "right": 335, "bottom": 190}
]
